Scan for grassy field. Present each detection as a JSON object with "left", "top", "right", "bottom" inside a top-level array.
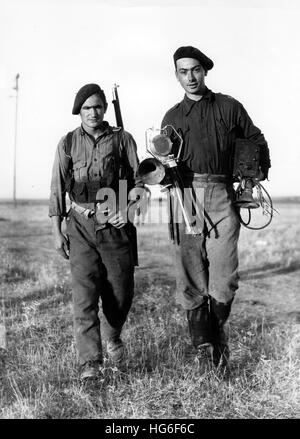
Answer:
[{"left": 0, "top": 198, "right": 299, "bottom": 419}]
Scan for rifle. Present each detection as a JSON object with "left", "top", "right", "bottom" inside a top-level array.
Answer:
[
  {"left": 112, "top": 84, "right": 124, "bottom": 129},
  {"left": 111, "top": 84, "right": 139, "bottom": 265}
]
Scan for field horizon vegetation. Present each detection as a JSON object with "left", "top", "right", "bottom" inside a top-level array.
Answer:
[{"left": 0, "top": 197, "right": 299, "bottom": 419}]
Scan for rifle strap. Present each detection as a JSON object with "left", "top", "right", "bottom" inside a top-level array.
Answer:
[
  {"left": 112, "top": 127, "right": 122, "bottom": 177},
  {"left": 64, "top": 130, "right": 74, "bottom": 158}
]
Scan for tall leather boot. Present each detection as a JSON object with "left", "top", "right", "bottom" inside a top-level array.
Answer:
[
  {"left": 209, "top": 297, "right": 233, "bottom": 369},
  {"left": 187, "top": 298, "right": 213, "bottom": 358}
]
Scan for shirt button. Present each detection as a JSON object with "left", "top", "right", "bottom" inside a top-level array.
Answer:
[
  {"left": 94, "top": 173, "right": 97, "bottom": 177},
  {"left": 94, "top": 158, "right": 97, "bottom": 162}
]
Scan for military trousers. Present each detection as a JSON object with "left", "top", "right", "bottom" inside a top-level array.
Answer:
[
  {"left": 174, "top": 179, "right": 241, "bottom": 310},
  {"left": 66, "top": 209, "right": 135, "bottom": 366}
]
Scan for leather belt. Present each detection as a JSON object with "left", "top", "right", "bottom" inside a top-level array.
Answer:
[
  {"left": 70, "top": 201, "right": 96, "bottom": 218},
  {"left": 181, "top": 172, "right": 231, "bottom": 184}
]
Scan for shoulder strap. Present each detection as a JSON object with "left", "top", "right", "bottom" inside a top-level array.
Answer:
[
  {"left": 62, "top": 131, "right": 75, "bottom": 182},
  {"left": 112, "top": 127, "right": 122, "bottom": 174},
  {"left": 64, "top": 130, "right": 74, "bottom": 158}
]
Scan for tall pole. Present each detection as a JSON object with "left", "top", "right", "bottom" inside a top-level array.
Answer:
[{"left": 13, "top": 73, "right": 20, "bottom": 207}]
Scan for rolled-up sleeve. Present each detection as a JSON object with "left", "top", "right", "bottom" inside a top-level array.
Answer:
[{"left": 49, "top": 136, "right": 71, "bottom": 217}]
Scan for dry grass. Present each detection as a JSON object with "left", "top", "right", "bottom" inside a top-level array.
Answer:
[{"left": 0, "top": 200, "right": 299, "bottom": 419}]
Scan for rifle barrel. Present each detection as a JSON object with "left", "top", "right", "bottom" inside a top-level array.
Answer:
[{"left": 112, "top": 84, "right": 124, "bottom": 129}]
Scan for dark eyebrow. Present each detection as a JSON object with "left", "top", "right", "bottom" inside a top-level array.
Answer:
[
  {"left": 82, "top": 104, "right": 103, "bottom": 109},
  {"left": 178, "top": 64, "right": 202, "bottom": 73}
]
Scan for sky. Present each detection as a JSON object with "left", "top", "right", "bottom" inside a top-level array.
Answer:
[{"left": 1, "top": 0, "right": 300, "bottom": 200}]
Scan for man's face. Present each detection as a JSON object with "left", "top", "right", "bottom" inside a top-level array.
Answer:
[
  {"left": 80, "top": 93, "right": 107, "bottom": 130},
  {"left": 175, "top": 58, "right": 206, "bottom": 96}
]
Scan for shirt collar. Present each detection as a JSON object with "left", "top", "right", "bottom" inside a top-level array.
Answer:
[{"left": 182, "top": 87, "right": 214, "bottom": 116}]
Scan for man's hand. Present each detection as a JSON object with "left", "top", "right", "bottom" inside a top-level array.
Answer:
[
  {"left": 53, "top": 231, "right": 70, "bottom": 259},
  {"left": 51, "top": 216, "right": 70, "bottom": 259},
  {"left": 107, "top": 210, "right": 127, "bottom": 229},
  {"left": 255, "top": 169, "right": 266, "bottom": 182}
]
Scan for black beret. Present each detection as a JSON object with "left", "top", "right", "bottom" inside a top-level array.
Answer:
[
  {"left": 72, "top": 83, "right": 107, "bottom": 115},
  {"left": 173, "top": 46, "right": 214, "bottom": 71}
]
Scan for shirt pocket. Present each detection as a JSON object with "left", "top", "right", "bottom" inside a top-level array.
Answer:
[{"left": 73, "top": 159, "right": 88, "bottom": 182}]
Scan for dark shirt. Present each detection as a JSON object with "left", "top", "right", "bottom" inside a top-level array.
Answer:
[
  {"left": 49, "top": 122, "right": 140, "bottom": 217},
  {"left": 161, "top": 87, "right": 270, "bottom": 177}
]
